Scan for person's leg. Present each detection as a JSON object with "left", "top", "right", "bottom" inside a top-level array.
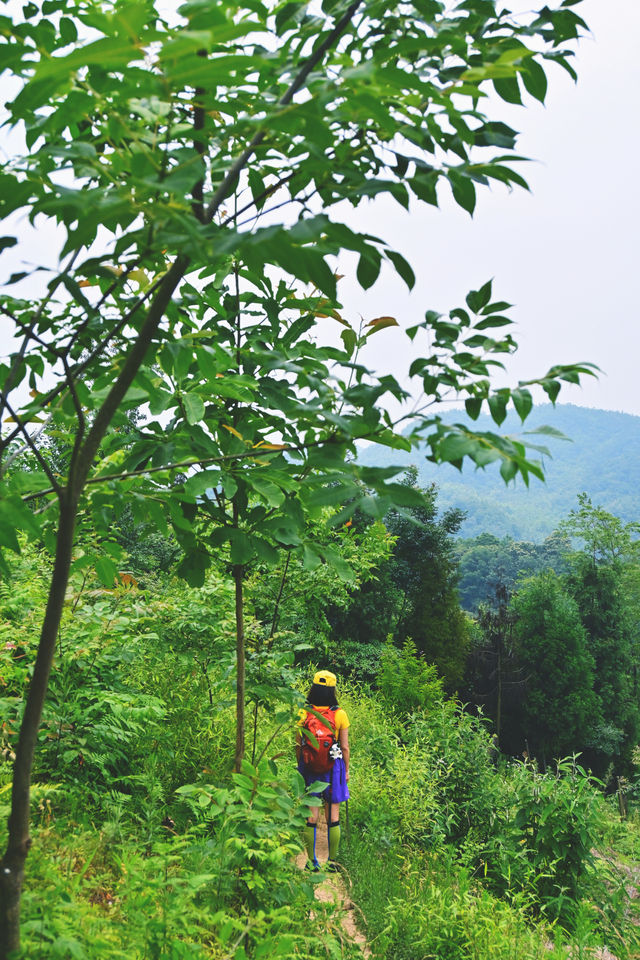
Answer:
[
  {"left": 328, "top": 801, "right": 341, "bottom": 864},
  {"left": 304, "top": 789, "right": 328, "bottom": 867},
  {"left": 303, "top": 804, "right": 319, "bottom": 864}
]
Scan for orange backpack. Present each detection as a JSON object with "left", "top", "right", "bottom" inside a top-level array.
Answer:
[{"left": 301, "top": 707, "right": 337, "bottom": 774}]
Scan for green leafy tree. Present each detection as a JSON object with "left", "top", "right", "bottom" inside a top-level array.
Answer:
[
  {"left": 510, "top": 572, "right": 599, "bottom": 766},
  {"left": 456, "top": 531, "right": 571, "bottom": 611},
  {"left": 387, "top": 473, "right": 469, "bottom": 689},
  {"left": 558, "top": 493, "right": 640, "bottom": 564},
  {"left": 325, "top": 472, "right": 468, "bottom": 686},
  {"left": 559, "top": 497, "right": 640, "bottom": 773},
  {"left": 0, "top": 0, "right": 593, "bottom": 951},
  {"left": 569, "top": 557, "right": 639, "bottom": 773},
  {"left": 464, "top": 583, "right": 523, "bottom": 749}
]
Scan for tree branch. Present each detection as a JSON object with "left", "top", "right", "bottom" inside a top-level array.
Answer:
[
  {"left": 203, "top": 0, "right": 365, "bottom": 223},
  {"left": 2, "top": 399, "right": 62, "bottom": 497},
  {"left": 219, "top": 172, "right": 294, "bottom": 228},
  {"left": 1, "top": 269, "right": 169, "bottom": 458},
  {"left": 72, "top": 255, "right": 190, "bottom": 494},
  {"left": 61, "top": 355, "right": 85, "bottom": 474}
]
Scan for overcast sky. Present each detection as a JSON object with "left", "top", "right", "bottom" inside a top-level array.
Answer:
[
  {"left": 338, "top": 0, "right": 640, "bottom": 418},
  {"left": 2, "top": 0, "right": 638, "bottom": 417}
]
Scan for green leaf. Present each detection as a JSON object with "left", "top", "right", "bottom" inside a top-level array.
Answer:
[
  {"left": 340, "top": 328, "right": 357, "bottom": 356},
  {"left": 253, "top": 537, "right": 280, "bottom": 565},
  {"left": 466, "top": 280, "right": 492, "bottom": 313},
  {"left": 184, "top": 470, "right": 221, "bottom": 498},
  {"left": 488, "top": 393, "right": 508, "bottom": 426},
  {"left": 500, "top": 457, "right": 518, "bottom": 483},
  {"left": 449, "top": 172, "right": 476, "bottom": 215},
  {"left": 411, "top": 170, "right": 439, "bottom": 206},
  {"left": 474, "top": 315, "right": 512, "bottom": 330},
  {"left": 521, "top": 58, "right": 548, "bottom": 103},
  {"left": 0, "top": 504, "right": 20, "bottom": 552},
  {"left": 465, "top": 397, "right": 482, "bottom": 420},
  {"left": 33, "top": 36, "right": 151, "bottom": 80},
  {"left": 434, "top": 433, "right": 471, "bottom": 466},
  {"left": 221, "top": 473, "right": 238, "bottom": 499},
  {"left": 356, "top": 248, "right": 381, "bottom": 290},
  {"left": 512, "top": 387, "right": 533, "bottom": 422},
  {"left": 275, "top": 1, "right": 304, "bottom": 33},
  {"left": 382, "top": 483, "right": 429, "bottom": 509},
  {"left": 385, "top": 249, "right": 415, "bottom": 290},
  {"left": 493, "top": 76, "right": 522, "bottom": 105},
  {"left": 319, "top": 545, "right": 354, "bottom": 582},
  {"left": 249, "top": 477, "right": 285, "bottom": 507},
  {"left": 95, "top": 556, "right": 118, "bottom": 588},
  {"left": 177, "top": 547, "right": 210, "bottom": 587},
  {"left": 302, "top": 544, "right": 321, "bottom": 570},
  {"left": 0, "top": 237, "right": 17, "bottom": 253},
  {"left": 183, "top": 392, "right": 205, "bottom": 425},
  {"left": 229, "top": 529, "right": 254, "bottom": 564}
]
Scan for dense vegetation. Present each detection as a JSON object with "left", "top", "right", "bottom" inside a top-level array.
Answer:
[
  {"left": 2, "top": 525, "right": 640, "bottom": 959},
  {"left": 3, "top": 0, "right": 635, "bottom": 956}
]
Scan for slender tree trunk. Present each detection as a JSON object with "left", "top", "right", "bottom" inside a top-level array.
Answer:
[
  {"left": 496, "top": 639, "right": 502, "bottom": 745},
  {"left": 233, "top": 562, "right": 246, "bottom": 773},
  {"left": 251, "top": 702, "right": 259, "bottom": 766},
  {"left": 268, "top": 552, "right": 291, "bottom": 644},
  {"left": 0, "top": 496, "right": 77, "bottom": 957},
  {"left": 0, "top": 260, "right": 187, "bottom": 959}
]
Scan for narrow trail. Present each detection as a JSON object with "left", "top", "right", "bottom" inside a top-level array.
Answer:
[{"left": 296, "top": 827, "right": 370, "bottom": 957}]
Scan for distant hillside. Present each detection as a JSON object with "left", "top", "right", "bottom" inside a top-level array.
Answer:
[{"left": 358, "top": 405, "right": 640, "bottom": 540}]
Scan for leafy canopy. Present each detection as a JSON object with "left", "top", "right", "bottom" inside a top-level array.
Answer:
[{"left": 0, "top": 0, "right": 594, "bottom": 583}]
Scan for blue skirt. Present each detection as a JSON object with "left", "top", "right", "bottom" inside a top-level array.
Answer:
[{"left": 299, "top": 757, "right": 350, "bottom": 803}]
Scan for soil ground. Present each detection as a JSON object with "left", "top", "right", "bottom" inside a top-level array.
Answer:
[{"left": 296, "top": 824, "right": 370, "bottom": 957}]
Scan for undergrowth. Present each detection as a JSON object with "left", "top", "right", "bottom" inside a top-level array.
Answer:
[{"left": 2, "top": 555, "right": 640, "bottom": 958}]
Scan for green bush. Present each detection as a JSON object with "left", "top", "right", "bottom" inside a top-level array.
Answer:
[
  {"left": 477, "top": 758, "right": 602, "bottom": 922},
  {"left": 342, "top": 839, "right": 566, "bottom": 960},
  {"left": 377, "top": 639, "right": 443, "bottom": 715}
]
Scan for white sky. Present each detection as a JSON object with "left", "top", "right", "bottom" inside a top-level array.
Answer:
[
  {"left": 1, "top": 0, "right": 638, "bottom": 416},
  {"left": 339, "top": 0, "right": 640, "bottom": 416}
]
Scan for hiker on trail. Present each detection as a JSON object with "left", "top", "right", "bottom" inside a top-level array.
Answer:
[{"left": 296, "top": 669, "right": 350, "bottom": 871}]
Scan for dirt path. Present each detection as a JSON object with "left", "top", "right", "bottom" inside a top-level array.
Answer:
[{"left": 296, "top": 827, "right": 370, "bottom": 957}]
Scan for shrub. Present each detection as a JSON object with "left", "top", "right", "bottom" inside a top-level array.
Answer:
[
  {"left": 378, "top": 638, "right": 443, "bottom": 715},
  {"left": 478, "top": 758, "right": 602, "bottom": 923}
]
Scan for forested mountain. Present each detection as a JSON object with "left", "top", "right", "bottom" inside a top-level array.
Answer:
[{"left": 358, "top": 405, "right": 640, "bottom": 540}]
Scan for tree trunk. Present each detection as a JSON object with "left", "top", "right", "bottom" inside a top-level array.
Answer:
[
  {"left": 234, "top": 563, "right": 246, "bottom": 773},
  {"left": 0, "top": 259, "right": 188, "bottom": 959},
  {"left": 0, "top": 497, "right": 77, "bottom": 958},
  {"left": 496, "top": 638, "right": 502, "bottom": 745}
]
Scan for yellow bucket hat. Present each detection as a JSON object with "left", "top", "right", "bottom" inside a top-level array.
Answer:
[{"left": 313, "top": 669, "right": 337, "bottom": 687}]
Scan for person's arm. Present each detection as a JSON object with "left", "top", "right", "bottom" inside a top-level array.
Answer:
[{"left": 339, "top": 727, "right": 350, "bottom": 780}]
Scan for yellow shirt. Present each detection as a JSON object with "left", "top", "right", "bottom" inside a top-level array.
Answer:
[{"left": 298, "top": 705, "right": 350, "bottom": 734}]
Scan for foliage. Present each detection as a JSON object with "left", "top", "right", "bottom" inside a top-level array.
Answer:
[
  {"left": 478, "top": 758, "right": 602, "bottom": 922},
  {"left": 560, "top": 496, "right": 640, "bottom": 770},
  {"left": 559, "top": 492, "right": 640, "bottom": 564},
  {"left": 342, "top": 683, "right": 635, "bottom": 947},
  {"left": 343, "top": 841, "right": 569, "bottom": 960},
  {"left": 508, "top": 572, "right": 599, "bottom": 764},
  {"left": 0, "top": 555, "right": 361, "bottom": 958},
  {"left": 0, "top": 0, "right": 596, "bottom": 586},
  {"left": 462, "top": 584, "right": 521, "bottom": 746},
  {"left": 456, "top": 532, "right": 571, "bottom": 612},
  {"left": 3, "top": 552, "right": 640, "bottom": 957},
  {"left": 327, "top": 474, "right": 469, "bottom": 688},
  {"left": 0, "top": 0, "right": 614, "bottom": 949},
  {"left": 384, "top": 474, "right": 470, "bottom": 689},
  {"left": 247, "top": 515, "right": 394, "bottom": 651},
  {"left": 377, "top": 639, "right": 443, "bottom": 716}
]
